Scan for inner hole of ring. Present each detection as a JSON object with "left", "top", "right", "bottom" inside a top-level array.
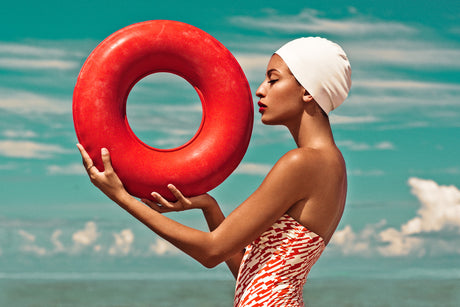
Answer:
[{"left": 126, "top": 72, "right": 203, "bottom": 150}]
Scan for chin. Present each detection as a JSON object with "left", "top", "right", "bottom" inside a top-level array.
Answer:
[
  {"left": 260, "top": 116, "right": 271, "bottom": 125},
  {"left": 261, "top": 117, "right": 282, "bottom": 126}
]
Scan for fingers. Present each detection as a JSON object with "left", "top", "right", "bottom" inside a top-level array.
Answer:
[
  {"left": 167, "top": 184, "right": 191, "bottom": 206},
  {"left": 143, "top": 186, "right": 194, "bottom": 213},
  {"left": 100, "top": 147, "right": 114, "bottom": 172},
  {"left": 150, "top": 192, "right": 175, "bottom": 209},
  {"left": 76, "top": 143, "right": 94, "bottom": 170},
  {"left": 76, "top": 144, "right": 114, "bottom": 174},
  {"left": 142, "top": 198, "right": 170, "bottom": 213},
  {"left": 77, "top": 143, "right": 100, "bottom": 177}
]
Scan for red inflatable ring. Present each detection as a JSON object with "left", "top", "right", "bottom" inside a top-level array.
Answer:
[{"left": 73, "top": 20, "right": 253, "bottom": 201}]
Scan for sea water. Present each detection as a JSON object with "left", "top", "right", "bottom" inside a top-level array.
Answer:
[
  {"left": 1, "top": 277, "right": 459, "bottom": 306},
  {"left": 1, "top": 250, "right": 459, "bottom": 306}
]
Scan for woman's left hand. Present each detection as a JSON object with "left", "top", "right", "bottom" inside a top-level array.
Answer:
[
  {"left": 76, "top": 144, "right": 128, "bottom": 202},
  {"left": 142, "top": 185, "right": 218, "bottom": 214}
]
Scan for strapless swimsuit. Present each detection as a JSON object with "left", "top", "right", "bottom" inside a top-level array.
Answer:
[{"left": 234, "top": 214, "right": 325, "bottom": 307}]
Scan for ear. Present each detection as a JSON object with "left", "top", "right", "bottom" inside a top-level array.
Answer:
[{"left": 302, "top": 90, "right": 314, "bottom": 103}]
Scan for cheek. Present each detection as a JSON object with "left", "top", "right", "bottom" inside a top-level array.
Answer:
[
  {"left": 278, "top": 88, "right": 304, "bottom": 109},
  {"left": 276, "top": 82, "right": 303, "bottom": 100}
]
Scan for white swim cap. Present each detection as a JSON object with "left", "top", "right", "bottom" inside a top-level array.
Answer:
[{"left": 275, "top": 37, "right": 352, "bottom": 114}]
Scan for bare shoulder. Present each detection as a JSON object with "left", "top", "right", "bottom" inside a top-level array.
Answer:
[
  {"left": 274, "top": 146, "right": 345, "bottom": 177},
  {"left": 277, "top": 146, "right": 347, "bottom": 243},
  {"left": 252, "top": 145, "right": 346, "bottom": 211},
  {"left": 278, "top": 146, "right": 346, "bottom": 196}
]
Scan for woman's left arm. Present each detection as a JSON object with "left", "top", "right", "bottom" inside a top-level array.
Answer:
[{"left": 142, "top": 188, "right": 244, "bottom": 278}]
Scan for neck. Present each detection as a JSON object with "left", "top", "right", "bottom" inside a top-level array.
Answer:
[{"left": 287, "top": 110, "right": 335, "bottom": 149}]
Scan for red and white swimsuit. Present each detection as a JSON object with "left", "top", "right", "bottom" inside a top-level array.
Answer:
[{"left": 234, "top": 214, "right": 325, "bottom": 307}]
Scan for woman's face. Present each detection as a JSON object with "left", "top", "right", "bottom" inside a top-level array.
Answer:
[{"left": 256, "top": 54, "right": 306, "bottom": 126}]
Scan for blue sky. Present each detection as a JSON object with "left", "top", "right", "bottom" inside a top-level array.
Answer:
[{"left": 0, "top": 0, "right": 459, "bottom": 279}]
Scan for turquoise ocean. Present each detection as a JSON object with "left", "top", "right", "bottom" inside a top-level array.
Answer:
[{"left": 2, "top": 278, "right": 459, "bottom": 307}]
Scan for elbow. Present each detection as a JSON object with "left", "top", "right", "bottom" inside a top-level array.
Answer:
[
  {"left": 195, "top": 232, "right": 235, "bottom": 269},
  {"left": 201, "top": 258, "right": 220, "bottom": 269},
  {"left": 199, "top": 252, "right": 224, "bottom": 269},
  {"left": 198, "top": 246, "right": 228, "bottom": 269}
]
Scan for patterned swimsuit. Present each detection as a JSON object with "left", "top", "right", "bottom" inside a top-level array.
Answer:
[{"left": 234, "top": 214, "right": 325, "bottom": 307}]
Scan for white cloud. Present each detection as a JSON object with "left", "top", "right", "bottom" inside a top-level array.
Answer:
[
  {"left": 249, "top": 11, "right": 455, "bottom": 67},
  {"left": 72, "top": 221, "right": 99, "bottom": 252},
  {"left": 331, "top": 178, "right": 460, "bottom": 257},
  {"left": 230, "top": 9, "right": 416, "bottom": 36},
  {"left": 47, "top": 163, "right": 86, "bottom": 175},
  {"left": 354, "top": 79, "right": 460, "bottom": 91},
  {"left": 18, "top": 229, "right": 36, "bottom": 242},
  {"left": 235, "top": 53, "right": 271, "bottom": 71},
  {"left": 332, "top": 220, "right": 387, "bottom": 256},
  {"left": 18, "top": 229, "right": 47, "bottom": 256},
  {"left": 126, "top": 101, "right": 202, "bottom": 148},
  {"left": 128, "top": 103, "right": 202, "bottom": 115},
  {"left": 108, "top": 229, "right": 134, "bottom": 256},
  {"left": 0, "top": 89, "right": 70, "bottom": 115},
  {"left": 337, "top": 140, "right": 395, "bottom": 151},
  {"left": 440, "top": 167, "right": 460, "bottom": 175},
  {"left": 0, "top": 140, "right": 69, "bottom": 159},
  {"left": 2, "top": 129, "right": 37, "bottom": 138},
  {"left": 345, "top": 76, "right": 460, "bottom": 111},
  {"left": 0, "top": 42, "right": 69, "bottom": 57},
  {"left": 227, "top": 9, "right": 459, "bottom": 80},
  {"left": 234, "top": 53, "right": 271, "bottom": 79},
  {"left": 0, "top": 58, "right": 77, "bottom": 70},
  {"left": 235, "top": 162, "right": 272, "bottom": 176},
  {"left": 405, "top": 177, "right": 460, "bottom": 233},
  {"left": 349, "top": 40, "right": 460, "bottom": 68},
  {"left": 375, "top": 141, "right": 395, "bottom": 150},
  {"left": 127, "top": 106, "right": 201, "bottom": 148},
  {"left": 377, "top": 227, "right": 425, "bottom": 257},
  {"left": 330, "top": 115, "right": 379, "bottom": 125},
  {"left": 0, "top": 41, "right": 81, "bottom": 70},
  {"left": 149, "top": 238, "right": 179, "bottom": 256},
  {"left": 346, "top": 93, "right": 458, "bottom": 109},
  {"left": 347, "top": 6, "right": 358, "bottom": 15},
  {"left": 11, "top": 222, "right": 181, "bottom": 257},
  {"left": 346, "top": 78, "right": 460, "bottom": 117},
  {"left": 349, "top": 169, "right": 385, "bottom": 177},
  {"left": 51, "top": 229, "right": 65, "bottom": 253}
]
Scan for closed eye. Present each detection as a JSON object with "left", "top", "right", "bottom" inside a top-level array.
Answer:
[{"left": 268, "top": 79, "right": 278, "bottom": 84}]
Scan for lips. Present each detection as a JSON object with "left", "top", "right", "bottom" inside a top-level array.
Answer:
[{"left": 258, "top": 101, "right": 267, "bottom": 113}]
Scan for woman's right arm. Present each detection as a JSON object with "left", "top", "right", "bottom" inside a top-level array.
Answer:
[{"left": 77, "top": 144, "right": 314, "bottom": 271}]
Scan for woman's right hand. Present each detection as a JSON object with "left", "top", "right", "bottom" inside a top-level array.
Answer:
[{"left": 141, "top": 184, "right": 218, "bottom": 214}]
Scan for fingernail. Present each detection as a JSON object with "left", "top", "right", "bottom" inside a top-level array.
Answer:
[{"left": 101, "top": 148, "right": 108, "bottom": 154}]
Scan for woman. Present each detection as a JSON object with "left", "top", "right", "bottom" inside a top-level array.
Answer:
[{"left": 77, "top": 37, "right": 351, "bottom": 306}]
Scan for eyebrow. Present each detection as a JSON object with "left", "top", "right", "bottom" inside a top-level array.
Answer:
[{"left": 266, "top": 68, "right": 280, "bottom": 77}]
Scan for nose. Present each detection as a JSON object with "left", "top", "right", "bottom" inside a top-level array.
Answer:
[{"left": 255, "top": 81, "right": 266, "bottom": 98}]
